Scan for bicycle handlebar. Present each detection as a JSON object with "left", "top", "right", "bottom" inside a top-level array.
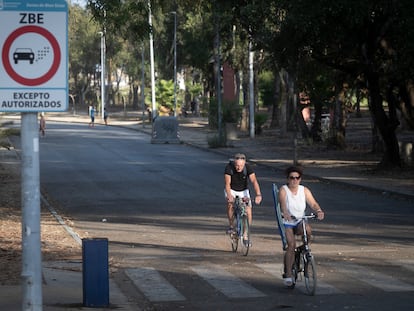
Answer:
[{"left": 291, "top": 214, "right": 317, "bottom": 221}]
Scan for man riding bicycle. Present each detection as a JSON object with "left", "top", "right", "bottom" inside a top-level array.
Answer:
[
  {"left": 278, "top": 166, "right": 324, "bottom": 286},
  {"left": 224, "top": 153, "right": 262, "bottom": 246}
]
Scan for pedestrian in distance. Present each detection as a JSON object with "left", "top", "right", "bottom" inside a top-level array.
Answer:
[
  {"left": 104, "top": 107, "right": 108, "bottom": 125},
  {"left": 89, "top": 105, "right": 95, "bottom": 127},
  {"left": 224, "top": 153, "right": 262, "bottom": 247},
  {"left": 278, "top": 165, "right": 325, "bottom": 287},
  {"left": 39, "top": 113, "right": 46, "bottom": 137}
]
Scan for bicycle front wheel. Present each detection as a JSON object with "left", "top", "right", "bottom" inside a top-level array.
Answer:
[
  {"left": 230, "top": 231, "right": 238, "bottom": 252},
  {"left": 239, "top": 215, "right": 250, "bottom": 256},
  {"left": 230, "top": 215, "right": 239, "bottom": 252},
  {"left": 304, "top": 253, "right": 317, "bottom": 295}
]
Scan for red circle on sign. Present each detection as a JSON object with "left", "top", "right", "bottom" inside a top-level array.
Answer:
[{"left": 2, "top": 25, "right": 61, "bottom": 86}]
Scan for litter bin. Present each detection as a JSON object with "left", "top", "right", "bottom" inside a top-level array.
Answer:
[{"left": 82, "top": 238, "right": 109, "bottom": 307}]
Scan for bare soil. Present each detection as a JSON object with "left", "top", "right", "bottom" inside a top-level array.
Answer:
[{"left": 0, "top": 163, "right": 81, "bottom": 286}]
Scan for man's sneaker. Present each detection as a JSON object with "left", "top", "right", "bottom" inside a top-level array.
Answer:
[
  {"left": 226, "top": 227, "right": 234, "bottom": 234},
  {"left": 243, "top": 239, "right": 252, "bottom": 247}
]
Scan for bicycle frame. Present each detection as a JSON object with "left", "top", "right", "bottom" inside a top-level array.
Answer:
[
  {"left": 229, "top": 196, "right": 250, "bottom": 256},
  {"left": 291, "top": 214, "right": 317, "bottom": 295}
]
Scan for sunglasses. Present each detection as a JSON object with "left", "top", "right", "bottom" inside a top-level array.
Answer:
[
  {"left": 289, "top": 176, "right": 301, "bottom": 180},
  {"left": 235, "top": 157, "right": 245, "bottom": 160}
]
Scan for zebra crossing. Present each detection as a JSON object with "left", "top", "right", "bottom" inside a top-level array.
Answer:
[
  {"left": 125, "top": 260, "right": 414, "bottom": 302},
  {"left": 191, "top": 265, "right": 266, "bottom": 298}
]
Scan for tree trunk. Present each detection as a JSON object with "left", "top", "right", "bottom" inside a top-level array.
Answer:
[
  {"left": 367, "top": 72, "right": 401, "bottom": 167},
  {"left": 132, "top": 84, "right": 139, "bottom": 109},
  {"left": 270, "top": 69, "right": 281, "bottom": 128},
  {"left": 279, "top": 69, "right": 288, "bottom": 135}
]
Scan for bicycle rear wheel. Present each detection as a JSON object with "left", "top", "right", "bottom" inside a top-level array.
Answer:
[
  {"left": 304, "top": 253, "right": 317, "bottom": 295},
  {"left": 239, "top": 215, "right": 250, "bottom": 256}
]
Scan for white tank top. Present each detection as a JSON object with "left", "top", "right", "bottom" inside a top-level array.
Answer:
[{"left": 282, "top": 184, "right": 306, "bottom": 219}]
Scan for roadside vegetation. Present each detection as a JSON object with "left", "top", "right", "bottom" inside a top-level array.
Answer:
[
  {"left": 64, "top": 1, "right": 414, "bottom": 168},
  {"left": 0, "top": 128, "right": 19, "bottom": 150}
]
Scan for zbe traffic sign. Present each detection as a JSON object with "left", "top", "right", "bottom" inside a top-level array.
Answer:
[{"left": 0, "top": 0, "right": 68, "bottom": 112}]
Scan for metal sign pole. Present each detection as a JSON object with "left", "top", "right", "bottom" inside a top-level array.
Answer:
[
  {"left": 0, "top": 1, "right": 68, "bottom": 307},
  {"left": 21, "top": 112, "right": 42, "bottom": 310}
]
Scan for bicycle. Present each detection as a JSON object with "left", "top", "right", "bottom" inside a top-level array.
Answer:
[
  {"left": 289, "top": 214, "right": 317, "bottom": 295},
  {"left": 229, "top": 196, "right": 250, "bottom": 256}
]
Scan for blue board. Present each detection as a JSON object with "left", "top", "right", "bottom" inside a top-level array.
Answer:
[{"left": 272, "top": 183, "right": 287, "bottom": 250}]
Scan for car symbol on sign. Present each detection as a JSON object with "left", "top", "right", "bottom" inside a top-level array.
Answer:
[{"left": 13, "top": 48, "right": 35, "bottom": 64}]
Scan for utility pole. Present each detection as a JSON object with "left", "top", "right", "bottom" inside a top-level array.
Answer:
[
  {"left": 148, "top": 1, "right": 156, "bottom": 122},
  {"left": 249, "top": 39, "right": 255, "bottom": 138},
  {"left": 141, "top": 45, "right": 146, "bottom": 127},
  {"left": 172, "top": 11, "right": 177, "bottom": 116},
  {"left": 99, "top": 31, "right": 106, "bottom": 120}
]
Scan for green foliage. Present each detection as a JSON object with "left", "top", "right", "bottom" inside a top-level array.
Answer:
[
  {"left": 208, "top": 97, "right": 219, "bottom": 129},
  {"left": 155, "top": 79, "right": 175, "bottom": 111},
  {"left": 68, "top": 5, "right": 100, "bottom": 102},
  {"left": 87, "top": 0, "right": 148, "bottom": 41},
  {"left": 187, "top": 82, "right": 203, "bottom": 99},
  {"left": 222, "top": 100, "right": 241, "bottom": 123},
  {"left": 207, "top": 133, "right": 227, "bottom": 148},
  {"left": 255, "top": 113, "right": 268, "bottom": 135},
  {"left": 0, "top": 128, "right": 20, "bottom": 149},
  {"left": 255, "top": 112, "right": 268, "bottom": 127},
  {"left": 0, "top": 128, "right": 20, "bottom": 138},
  {"left": 258, "top": 70, "right": 275, "bottom": 107}
]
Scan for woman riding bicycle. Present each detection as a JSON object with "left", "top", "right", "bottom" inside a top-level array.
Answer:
[
  {"left": 224, "top": 153, "right": 262, "bottom": 246},
  {"left": 278, "top": 166, "right": 324, "bottom": 286}
]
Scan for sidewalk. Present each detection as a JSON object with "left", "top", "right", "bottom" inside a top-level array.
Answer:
[
  {"left": 0, "top": 111, "right": 412, "bottom": 310},
  {"left": 0, "top": 261, "right": 136, "bottom": 311}
]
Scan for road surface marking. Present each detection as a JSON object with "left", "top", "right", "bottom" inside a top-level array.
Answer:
[
  {"left": 326, "top": 262, "right": 414, "bottom": 292},
  {"left": 395, "top": 259, "right": 414, "bottom": 273},
  {"left": 125, "top": 267, "right": 185, "bottom": 302},
  {"left": 191, "top": 265, "right": 266, "bottom": 298},
  {"left": 256, "top": 263, "right": 344, "bottom": 295}
]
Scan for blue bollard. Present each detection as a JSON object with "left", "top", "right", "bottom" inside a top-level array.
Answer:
[{"left": 82, "top": 238, "right": 109, "bottom": 307}]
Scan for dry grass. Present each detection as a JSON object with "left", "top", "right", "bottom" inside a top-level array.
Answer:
[{"left": 0, "top": 164, "right": 81, "bottom": 285}]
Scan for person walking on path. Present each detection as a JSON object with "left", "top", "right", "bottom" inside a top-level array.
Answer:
[
  {"left": 39, "top": 113, "right": 46, "bottom": 137},
  {"left": 104, "top": 108, "right": 109, "bottom": 125},
  {"left": 278, "top": 166, "right": 325, "bottom": 286},
  {"left": 224, "top": 153, "right": 262, "bottom": 246},
  {"left": 89, "top": 106, "right": 96, "bottom": 127}
]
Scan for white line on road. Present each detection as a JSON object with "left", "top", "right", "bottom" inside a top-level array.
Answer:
[
  {"left": 191, "top": 265, "right": 266, "bottom": 298},
  {"left": 395, "top": 259, "right": 414, "bottom": 273},
  {"left": 125, "top": 267, "right": 186, "bottom": 302},
  {"left": 326, "top": 262, "right": 414, "bottom": 292}
]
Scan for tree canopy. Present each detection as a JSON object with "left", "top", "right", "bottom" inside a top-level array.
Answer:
[{"left": 66, "top": 0, "right": 414, "bottom": 167}]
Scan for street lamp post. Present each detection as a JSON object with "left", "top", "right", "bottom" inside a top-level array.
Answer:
[
  {"left": 99, "top": 31, "right": 105, "bottom": 120},
  {"left": 148, "top": 1, "right": 156, "bottom": 122},
  {"left": 172, "top": 11, "right": 177, "bottom": 116}
]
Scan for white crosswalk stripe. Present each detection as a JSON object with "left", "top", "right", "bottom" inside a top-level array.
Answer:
[
  {"left": 395, "top": 259, "right": 414, "bottom": 273},
  {"left": 124, "top": 261, "right": 414, "bottom": 302},
  {"left": 326, "top": 262, "right": 414, "bottom": 292},
  {"left": 256, "top": 263, "right": 344, "bottom": 295},
  {"left": 125, "top": 267, "right": 186, "bottom": 302},
  {"left": 191, "top": 265, "right": 266, "bottom": 298}
]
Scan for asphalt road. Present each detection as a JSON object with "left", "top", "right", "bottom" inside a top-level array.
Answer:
[{"left": 39, "top": 122, "right": 414, "bottom": 310}]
